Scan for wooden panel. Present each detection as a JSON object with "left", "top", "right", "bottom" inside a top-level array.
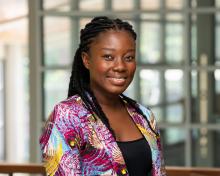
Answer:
[
  {"left": 0, "top": 164, "right": 220, "bottom": 176},
  {"left": 0, "top": 163, "right": 46, "bottom": 174}
]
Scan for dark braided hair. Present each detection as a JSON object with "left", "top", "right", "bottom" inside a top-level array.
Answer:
[{"left": 68, "top": 16, "right": 158, "bottom": 138}]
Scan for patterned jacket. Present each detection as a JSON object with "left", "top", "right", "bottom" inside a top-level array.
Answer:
[{"left": 39, "top": 95, "right": 166, "bottom": 176}]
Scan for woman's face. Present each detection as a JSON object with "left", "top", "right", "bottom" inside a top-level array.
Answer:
[{"left": 82, "top": 29, "right": 136, "bottom": 96}]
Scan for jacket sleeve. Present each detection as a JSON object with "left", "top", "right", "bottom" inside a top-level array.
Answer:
[
  {"left": 39, "top": 104, "right": 82, "bottom": 176},
  {"left": 148, "top": 109, "right": 167, "bottom": 176}
]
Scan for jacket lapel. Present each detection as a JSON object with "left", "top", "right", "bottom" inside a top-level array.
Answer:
[
  {"left": 76, "top": 95, "right": 126, "bottom": 167},
  {"left": 86, "top": 112, "right": 128, "bottom": 175},
  {"left": 125, "top": 104, "right": 158, "bottom": 151},
  {"left": 78, "top": 95, "right": 159, "bottom": 175},
  {"left": 125, "top": 102, "right": 162, "bottom": 176}
]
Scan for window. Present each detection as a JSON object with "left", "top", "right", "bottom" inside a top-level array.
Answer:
[
  {"left": 32, "top": 0, "right": 220, "bottom": 166},
  {"left": 0, "top": 0, "right": 29, "bottom": 162}
]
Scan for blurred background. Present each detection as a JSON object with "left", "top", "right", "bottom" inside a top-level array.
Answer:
[{"left": 0, "top": 0, "right": 220, "bottom": 169}]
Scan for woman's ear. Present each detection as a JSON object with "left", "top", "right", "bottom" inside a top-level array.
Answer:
[{"left": 81, "top": 52, "right": 90, "bottom": 69}]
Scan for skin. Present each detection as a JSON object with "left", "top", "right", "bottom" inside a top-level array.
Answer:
[{"left": 82, "top": 30, "right": 143, "bottom": 141}]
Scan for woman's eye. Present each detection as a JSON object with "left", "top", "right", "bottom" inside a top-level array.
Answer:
[
  {"left": 103, "top": 55, "right": 113, "bottom": 61},
  {"left": 125, "top": 56, "right": 135, "bottom": 61}
]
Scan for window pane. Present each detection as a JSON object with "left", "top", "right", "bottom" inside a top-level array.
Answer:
[
  {"left": 43, "top": 0, "right": 70, "bottom": 11},
  {"left": 216, "top": 14, "right": 220, "bottom": 65},
  {"left": 191, "top": 71, "right": 220, "bottom": 123},
  {"left": 140, "top": 69, "right": 185, "bottom": 123},
  {"left": 165, "top": 69, "right": 184, "bottom": 102},
  {"left": 140, "top": 69, "right": 161, "bottom": 106},
  {"left": 43, "top": 70, "right": 70, "bottom": 120},
  {"left": 79, "top": 18, "right": 92, "bottom": 31},
  {"left": 141, "top": 0, "right": 160, "bottom": 10},
  {"left": 152, "top": 103, "right": 185, "bottom": 123},
  {"left": 191, "top": 13, "right": 218, "bottom": 65},
  {"left": 0, "top": 61, "right": 4, "bottom": 160},
  {"left": 165, "top": 21, "right": 184, "bottom": 64},
  {"left": 0, "top": 18, "right": 29, "bottom": 162},
  {"left": 217, "top": 0, "right": 220, "bottom": 7},
  {"left": 164, "top": 69, "right": 185, "bottom": 123},
  {"left": 140, "top": 22, "right": 161, "bottom": 64},
  {"left": 79, "top": 0, "right": 104, "bottom": 11},
  {"left": 151, "top": 107, "right": 163, "bottom": 122},
  {"left": 141, "top": 13, "right": 160, "bottom": 21},
  {"left": 124, "top": 74, "right": 137, "bottom": 100},
  {"left": 161, "top": 128, "right": 186, "bottom": 166},
  {"left": 166, "top": 13, "right": 183, "bottom": 21},
  {"left": 0, "top": 0, "right": 27, "bottom": 21},
  {"left": 191, "top": 14, "right": 197, "bottom": 65},
  {"left": 191, "top": 129, "right": 220, "bottom": 167},
  {"left": 191, "top": 70, "right": 198, "bottom": 122},
  {"left": 43, "top": 17, "right": 72, "bottom": 66},
  {"left": 214, "top": 70, "right": 220, "bottom": 120},
  {"left": 112, "top": 0, "right": 134, "bottom": 11},
  {"left": 166, "top": 104, "right": 184, "bottom": 123},
  {"left": 165, "top": 0, "right": 184, "bottom": 9},
  {"left": 191, "top": 0, "right": 220, "bottom": 8},
  {"left": 165, "top": 68, "right": 185, "bottom": 123}
]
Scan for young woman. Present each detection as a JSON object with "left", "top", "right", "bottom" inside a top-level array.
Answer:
[{"left": 40, "top": 16, "right": 166, "bottom": 176}]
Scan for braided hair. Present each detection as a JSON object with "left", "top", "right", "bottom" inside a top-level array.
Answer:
[{"left": 67, "top": 16, "right": 158, "bottom": 138}]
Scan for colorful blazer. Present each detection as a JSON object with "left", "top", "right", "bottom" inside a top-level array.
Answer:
[{"left": 40, "top": 95, "right": 166, "bottom": 176}]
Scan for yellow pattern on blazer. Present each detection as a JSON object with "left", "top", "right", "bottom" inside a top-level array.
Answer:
[{"left": 40, "top": 95, "right": 166, "bottom": 176}]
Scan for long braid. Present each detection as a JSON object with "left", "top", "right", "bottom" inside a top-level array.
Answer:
[{"left": 67, "top": 16, "right": 146, "bottom": 139}]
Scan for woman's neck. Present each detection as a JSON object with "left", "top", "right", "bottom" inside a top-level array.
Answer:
[{"left": 91, "top": 90, "right": 123, "bottom": 109}]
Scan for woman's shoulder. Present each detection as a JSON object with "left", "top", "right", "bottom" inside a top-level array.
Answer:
[
  {"left": 125, "top": 97, "right": 157, "bottom": 130},
  {"left": 55, "top": 94, "right": 82, "bottom": 107},
  {"left": 40, "top": 95, "right": 83, "bottom": 150},
  {"left": 123, "top": 96, "right": 151, "bottom": 118},
  {"left": 48, "top": 94, "right": 86, "bottom": 123},
  {"left": 53, "top": 94, "right": 85, "bottom": 112}
]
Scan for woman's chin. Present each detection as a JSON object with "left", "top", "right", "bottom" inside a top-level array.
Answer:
[{"left": 107, "top": 86, "right": 128, "bottom": 95}]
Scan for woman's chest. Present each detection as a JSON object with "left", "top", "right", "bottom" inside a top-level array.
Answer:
[{"left": 102, "top": 106, "right": 143, "bottom": 141}]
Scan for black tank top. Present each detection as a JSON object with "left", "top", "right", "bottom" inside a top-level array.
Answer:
[{"left": 116, "top": 137, "right": 152, "bottom": 176}]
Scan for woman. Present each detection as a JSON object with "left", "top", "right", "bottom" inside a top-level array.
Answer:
[{"left": 40, "top": 16, "right": 166, "bottom": 176}]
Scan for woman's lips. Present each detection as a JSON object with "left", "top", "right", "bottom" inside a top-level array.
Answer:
[{"left": 107, "top": 77, "right": 126, "bottom": 85}]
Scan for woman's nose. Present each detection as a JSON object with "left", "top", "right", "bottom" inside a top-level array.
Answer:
[{"left": 113, "top": 58, "right": 126, "bottom": 72}]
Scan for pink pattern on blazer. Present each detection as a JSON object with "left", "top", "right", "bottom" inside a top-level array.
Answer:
[{"left": 40, "top": 95, "right": 166, "bottom": 176}]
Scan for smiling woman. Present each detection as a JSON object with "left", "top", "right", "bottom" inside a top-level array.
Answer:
[{"left": 39, "top": 16, "right": 166, "bottom": 176}]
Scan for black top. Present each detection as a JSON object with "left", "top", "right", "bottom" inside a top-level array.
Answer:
[{"left": 116, "top": 137, "right": 152, "bottom": 176}]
